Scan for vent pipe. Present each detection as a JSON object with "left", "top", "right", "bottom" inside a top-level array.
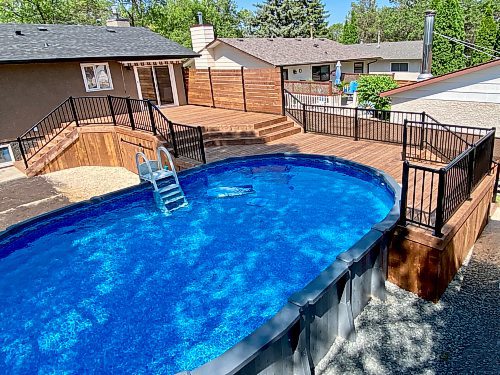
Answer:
[
  {"left": 197, "top": 11, "right": 203, "bottom": 25},
  {"left": 418, "top": 10, "right": 435, "bottom": 81}
]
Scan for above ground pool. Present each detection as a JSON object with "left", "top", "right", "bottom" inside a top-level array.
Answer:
[{"left": 0, "top": 154, "right": 396, "bottom": 374}]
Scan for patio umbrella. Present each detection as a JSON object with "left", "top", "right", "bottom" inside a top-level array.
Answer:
[{"left": 335, "top": 61, "right": 342, "bottom": 85}]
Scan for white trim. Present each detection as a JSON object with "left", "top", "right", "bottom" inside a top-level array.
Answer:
[
  {"left": 133, "top": 66, "right": 143, "bottom": 100},
  {"left": 0, "top": 144, "right": 15, "bottom": 167},
  {"left": 80, "top": 62, "right": 114, "bottom": 92},
  {"left": 151, "top": 67, "right": 161, "bottom": 104},
  {"left": 168, "top": 64, "right": 180, "bottom": 106}
]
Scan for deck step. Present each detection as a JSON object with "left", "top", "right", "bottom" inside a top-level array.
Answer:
[{"left": 204, "top": 125, "right": 302, "bottom": 147}]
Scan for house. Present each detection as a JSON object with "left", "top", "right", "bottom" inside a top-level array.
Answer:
[
  {"left": 0, "top": 21, "right": 199, "bottom": 143},
  {"left": 381, "top": 58, "right": 500, "bottom": 155},
  {"left": 188, "top": 23, "right": 423, "bottom": 83}
]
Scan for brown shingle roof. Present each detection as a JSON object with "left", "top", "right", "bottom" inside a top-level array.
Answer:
[{"left": 211, "top": 38, "right": 423, "bottom": 66}]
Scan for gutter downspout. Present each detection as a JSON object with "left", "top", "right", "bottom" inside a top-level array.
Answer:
[{"left": 366, "top": 59, "right": 378, "bottom": 74}]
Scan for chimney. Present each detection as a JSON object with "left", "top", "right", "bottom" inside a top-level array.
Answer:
[
  {"left": 190, "top": 12, "right": 215, "bottom": 53},
  {"left": 418, "top": 10, "right": 435, "bottom": 81},
  {"left": 106, "top": 8, "right": 130, "bottom": 27}
]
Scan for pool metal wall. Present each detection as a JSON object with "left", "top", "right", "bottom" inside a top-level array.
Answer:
[
  {"left": 177, "top": 154, "right": 401, "bottom": 375},
  {"left": 0, "top": 153, "right": 400, "bottom": 375}
]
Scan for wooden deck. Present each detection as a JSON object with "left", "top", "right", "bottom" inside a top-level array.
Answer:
[
  {"left": 205, "top": 132, "right": 405, "bottom": 183},
  {"left": 160, "top": 105, "right": 286, "bottom": 130}
]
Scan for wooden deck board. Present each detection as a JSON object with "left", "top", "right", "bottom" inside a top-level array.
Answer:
[
  {"left": 160, "top": 105, "right": 285, "bottom": 128},
  {"left": 205, "top": 132, "right": 405, "bottom": 183}
]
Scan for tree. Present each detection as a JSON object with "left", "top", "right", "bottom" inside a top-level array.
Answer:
[
  {"left": 251, "top": 0, "right": 329, "bottom": 38},
  {"left": 469, "top": 3, "right": 497, "bottom": 65},
  {"left": 0, "top": 0, "right": 112, "bottom": 24},
  {"left": 329, "top": 22, "right": 344, "bottom": 42},
  {"left": 351, "top": 0, "right": 378, "bottom": 43},
  {"left": 432, "top": 0, "right": 466, "bottom": 75},
  {"left": 378, "top": 0, "right": 430, "bottom": 42},
  {"left": 146, "top": 0, "right": 243, "bottom": 48},
  {"left": 340, "top": 12, "right": 359, "bottom": 44}
]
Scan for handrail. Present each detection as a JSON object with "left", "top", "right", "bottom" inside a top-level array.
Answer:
[
  {"left": 17, "top": 95, "right": 207, "bottom": 168},
  {"left": 19, "top": 98, "right": 71, "bottom": 138}
]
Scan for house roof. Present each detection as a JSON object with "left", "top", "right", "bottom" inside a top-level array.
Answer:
[
  {"left": 380, "top": 58, "right": 500, "bottom": 97},
  {"left": 345, "top": 40, "right": 423, "bottom": 60},
  {"left": 208, "top": 38, "right": 423, "bottom": 66},
  {"left": 0, "top": 23, "right": 199, "bottom": 64}
]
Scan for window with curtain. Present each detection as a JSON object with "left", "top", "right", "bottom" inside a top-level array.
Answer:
[{"left": 81, "top": 63, "right": 113, "bottom": 91}]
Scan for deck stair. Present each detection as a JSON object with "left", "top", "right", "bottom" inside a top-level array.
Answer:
[
  {"left": 201, "top": 116, "right": 302, "bottom": 147},
  {"left": 135, "top": 146, "right": 187, "bottom": 213}
]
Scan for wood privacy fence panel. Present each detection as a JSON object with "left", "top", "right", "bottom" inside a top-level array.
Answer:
[
  {"left": 243, "top": 68, "right": 282, "bottom": 114},
  {"left": 183, "top": 69, "right": 212, "bottom": 107},
  {"left": 184, "top": 67, "right": 283, "bottom": 115}
]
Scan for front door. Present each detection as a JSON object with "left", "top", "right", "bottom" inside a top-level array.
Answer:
[{"left": 136, "top": 66, "right": 175, "bottom": 106}]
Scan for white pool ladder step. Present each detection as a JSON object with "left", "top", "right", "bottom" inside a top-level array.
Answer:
[{"left": 135, "top": 146, "right": 187, "bottom": 213}]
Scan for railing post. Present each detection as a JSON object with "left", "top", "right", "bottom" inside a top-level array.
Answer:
[
  {"left": 354, "top": 107, "right": 359, "bottom": 141},
  {"left": 399, "top": 161, "right": 410, "bottom": 227},
  {"left": 302, "top": 103, "right": 307, "bottom": 133},
  {"left": 197, "top": 126, "right": 207, "bottom": 164},
  {"left": 402, "top": 119, "right": 408, "bottom": 161},
  {"left": 467, "top": 146, "right": 476, "bottom": 197},
  {"left": 167, "top": 120, "right": 179, "bottom": 158},
  {"left": 126, "top": 97, "right": 135, "bottom": 130},
  {"left": 147, "top": 100, "right": 157, "bottom": 136},
  {"left": 434, "top": 168, "right": 446, "bottom": 237},
  {"left": 241, "top": 66, "right": 247, "bottom": 112},
  {"left": 17, "top": 137, "right": 28, "bottom": 168},
  {"left": 208, "top": 67, "right": 215, "bottom": 108},
  {"left": 279, "top": 66, "right": 285, "bottom": 116},
  {"left": 107, "top": 95, "right": 117, "bottom": 126},
  {"left": 419, "top": 111, "right": 426, "bottom": 150},
  {"left": 68, "top": 96, "right": 79, "bottom": 127}
]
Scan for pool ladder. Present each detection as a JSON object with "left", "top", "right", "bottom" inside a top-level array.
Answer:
[{"left": 135, "top": 146, "right": 188, "bottom": 213}]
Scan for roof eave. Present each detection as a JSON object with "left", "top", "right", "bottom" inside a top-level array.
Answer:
[{"left": 0, "top": 54, "right": 201, "bottom": 65}]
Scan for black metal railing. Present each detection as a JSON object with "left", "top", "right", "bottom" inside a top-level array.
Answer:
[
  {"left": 401, "top": 128, "right": 496, "bottom": 236},
  {"left": 284, "top": 89, "right": 426, "bottom": 144},
  {"left": 17, "top": 95, "right": 206, "bottom": 167},
  {"left": 17, "top": 98, "right": 76, "bottom": 166},
  {"left": 403, "top": 120, "right": 489, "bottom": 164}
]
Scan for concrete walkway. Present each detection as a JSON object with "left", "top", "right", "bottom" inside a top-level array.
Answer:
[{"left": 318, "top": 205, "right": 500, "bottom": 375}]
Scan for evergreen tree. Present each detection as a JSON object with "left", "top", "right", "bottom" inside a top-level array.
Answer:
[
  {"left": 340, "top": 12, "right": 359, "bottom": 44},
  {"left": 252, "top": 0, "right": 328, "bottom": 38},
  {"left": 469, "top": 3, "right": 497, "bottom": 65},
  {"left": 351, "top": 0, "right": 378, "bottom": 43},
  {"left": 432, "top": 0, "right": 466, "bottom": 76}
]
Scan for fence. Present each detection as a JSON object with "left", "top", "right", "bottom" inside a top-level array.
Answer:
[
  {"left": 400, "top": 127, "right": 496, "bottom": 236},
  {"left": 17, "top": 96, "right": 206, "bottom": 168},
  {"left": 183, "top": 67, "right": 283, "bottom": 115},
  {"left": 284, "top": 89, "right": 497, "bottom": 237},
  {"left": 284, "top": 90, "right": 426, "bottom": 144},
  {"left": 284, "top": 80, "right": 339, "bottom": 96}
]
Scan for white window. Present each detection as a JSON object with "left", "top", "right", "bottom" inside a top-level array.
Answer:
[
  {"left": 80, "top": 63, "right": 113, "bottom": 92},
  {"left": 391, "top": 62, "right": 409, "bottom": 72},
  {"left": 0, "top": 144, "right": 15, "bottom": 167}
]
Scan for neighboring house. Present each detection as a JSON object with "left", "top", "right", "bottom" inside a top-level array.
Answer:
[
  {"left": 381, "top": 59, "right": 500, "bottom": 140},
  {"left": 0, "top": 21, "right": 199, "bottom": 142},
  {"left": 188, "top": 24, "right": 422, "bottom": 83}
]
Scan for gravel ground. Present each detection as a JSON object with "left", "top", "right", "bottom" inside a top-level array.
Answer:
[
  {"left": 0, "top": 166, "right": 138, "bottom": 230},
  {"left": 41, "top": 166, "right": 139, "bottom": 201},
  {"left": 318, "top": 205, "right": 500, "bottom": 375}
]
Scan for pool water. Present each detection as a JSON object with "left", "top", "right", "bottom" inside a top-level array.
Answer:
[{"left": 0, "top": 156, "right": 394, "bottom": 374}]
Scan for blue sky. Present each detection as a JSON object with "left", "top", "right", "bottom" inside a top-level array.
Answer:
[{"left": 235, "top": 0, "right": 393, "bottom": 24}]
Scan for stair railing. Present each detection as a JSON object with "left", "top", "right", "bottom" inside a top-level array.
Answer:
[{"left": 17, "top": 96, "right": 207, "bottom": 168}]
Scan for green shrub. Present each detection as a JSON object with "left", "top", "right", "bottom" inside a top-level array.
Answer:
[{"left": 356, "top": 75, "right": 398, "bottom": 110}]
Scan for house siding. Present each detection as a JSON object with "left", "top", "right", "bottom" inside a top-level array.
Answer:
[
  {"left": 391, "top": 97, "right": 500, "bottom": 134},
  {"left": 368, "top": 59, "right": 421, "bottom": 81},
  {"left": 0, "top": 61, "right": 138, "bottom": 141}
]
